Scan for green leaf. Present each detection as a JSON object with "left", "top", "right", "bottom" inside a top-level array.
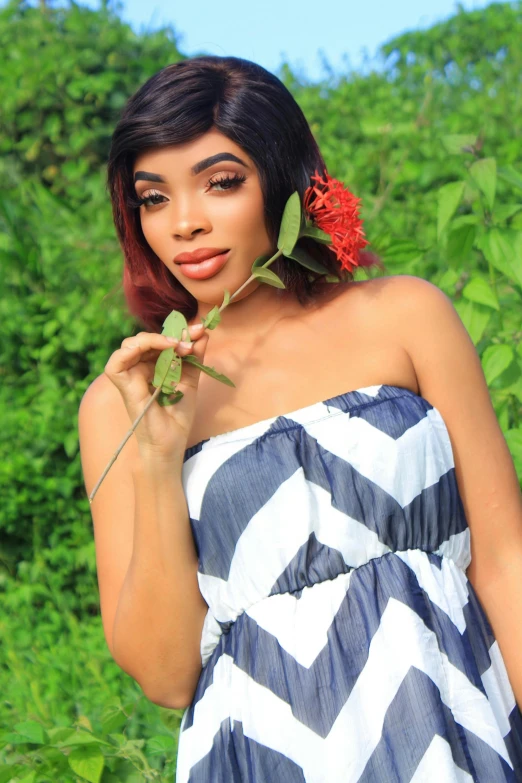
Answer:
[
  {"left": 252, "top": 255, "right": 272, "bottom": 273},
  {"left": 384, "top": 239, "right": 423, "bottom": 264},
  {"left": 183, "top": 355, "right": 235, "bottom": 387},
  {"left": 299, "top": 225, "right": 332, "bottom": 244},
  {"left": 59, "top": 731, "right": 112, "bottom": 748},
  {"left": 251, "top": 267, "right": 286, "bottom": 289},
  {"left": 0, "top": 733, "right": 33, "bottom": 745},
  {"left": 277, "top": 191, "right": 302, "bottom": 255},
  {"left": 107, "top": 733, "right": 127, "bottom": 748},
  {"left": 286, "top": 247, "right": 330, "bottom": 274},
  {"left": 437, "top": 269, "right": 460, "bottom": 293},
  {"left": 158, "top": 708, "right": 185, "bottom": 730},
  {"left": 482, "top": 345, "right": 515, "bottom": 385},
  {"left": 440, "top": 134, "right": 478, "bottom": 155},
  {"left": 221, "top": 289, "right": 231, "bottom": 307},
  {"left": 202, "top": 305, "right": 221, "bottom": 330},
  {"left": 498, "top": 165, "right": 522, "bottom": 193},
  {"left": 437, "top": 181, "right": 466, "bottom": 240},
  {"left": 147, "top": 734, "right": 176, "bottom": 755},
  {"left": 492, "top": 204, "right": 522, "bottom": 224},
  {"left": 100, "top": 705, "right": 128, "bottom": 735},
  {"left": 469, "top": 157, "right": 497, "bottom": 211},
  {"left": 446, "top": 224, "right": 476, "bottom": 267},
  {"left": 156, "top": 390, "right": 184, "bottom": 407},
  {"left": 13, "top": 721, "right": 46, "bottom": 745},
  {"left": 454, "top": 299, "right": 491, "bottom": 345},
  {"left": 46, "top": 727, "right": 77, "bottom": 744},
  {"left": 153, "top": 350, "right": 182, "bottom": 395},
  {"left": 478, "top": 229, "right": 522, "bottom": 286},
  {"left": 16, "top": 771, "right": 37, "bottom": 783},
  {"left": 68, "top": 744, "right": 105, "bottom": 783},
  {"left": 505, "top": 427, "right": 522, "bottom": 473},
  {"left": 252, "top": 254, "right": 272, "bottom": 269},
  {"left": 462, "top": 277, "right": 499, "bottom": 310},
  {"left": 153, "top": 310, "right": 189, "bottom": 393},
  {"left": 507, "top": 231, "right": 522, "bottom": 290},
  {"left": 0, "top": 767, "right": 23, "bottom": 783},
  {"left": 161, "top": 309, "right": 188, "bottom": 339}
]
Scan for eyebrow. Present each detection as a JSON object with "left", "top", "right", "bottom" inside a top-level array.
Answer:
[{"left": 134, "top": 152, "right": 249, "bottom": 183}]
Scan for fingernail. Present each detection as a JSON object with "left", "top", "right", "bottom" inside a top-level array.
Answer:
[
  {"left": 166, "top": 336, "right": 178, "bottom": 343},
  {"left": 190, "top": 323, "right": 205, "bottom": 334},
  {"left": 179, "top": 340, "right": 193, "bottom": 349}
]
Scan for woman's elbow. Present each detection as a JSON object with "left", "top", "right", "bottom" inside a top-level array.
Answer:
[
  {"left": 140, "top": 668, "right": 200, "bottom": 710},
  {"left": 143, "top": 685, "right": 194, "bottom": 710}
]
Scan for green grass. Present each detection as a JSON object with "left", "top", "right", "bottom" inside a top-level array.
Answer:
[{"left": 0, "top": 575, "right": 182, "bottom": 783}]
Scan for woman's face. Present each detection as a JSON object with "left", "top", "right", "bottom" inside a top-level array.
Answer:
[{"left": 132, "top": 129, "right": 274, "bottom": 308}]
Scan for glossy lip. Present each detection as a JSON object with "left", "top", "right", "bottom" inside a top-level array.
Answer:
[
  {"left": 178, "top": 250, "right": 230, "bottom": 280},
  {"left": 174, "top": 247, "right": 229, "bottom": 264}
]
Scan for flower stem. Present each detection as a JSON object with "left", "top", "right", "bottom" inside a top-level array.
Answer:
[
  {"left": 88, "top": 364, "right": 170, "bottom": 504},
  {"left": 217, "top": 248, "right": 284, "bottom": 313},
  {"left": 89, "top": 248, "right": 286, "bottom": 502}
]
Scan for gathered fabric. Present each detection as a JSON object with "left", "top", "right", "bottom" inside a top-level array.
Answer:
[{"left": 177, "top": 384, "right": 521, "bottom": 782}]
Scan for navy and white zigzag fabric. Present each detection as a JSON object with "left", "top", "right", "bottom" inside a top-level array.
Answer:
[{"left": 178, "top": 384, "right": 522, "bottom": 782}]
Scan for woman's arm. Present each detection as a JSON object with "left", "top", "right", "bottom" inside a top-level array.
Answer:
[
  {"left": 390, "top": 275, "right": 522, "bottom": 707},
  {"left": 79, "top": 374, "right": 207, "bottom": 709}
]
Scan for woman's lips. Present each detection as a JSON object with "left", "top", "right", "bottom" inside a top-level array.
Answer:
[{"left": 177, "top": 250, "right": 230, "bottom": 280}]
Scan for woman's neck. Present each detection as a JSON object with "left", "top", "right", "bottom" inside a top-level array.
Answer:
[{"left": 195, "top": 282, "right": 305, "bottom": 343}]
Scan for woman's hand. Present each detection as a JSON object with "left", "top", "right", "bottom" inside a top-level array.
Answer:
[{"left": 104, "top": 322, "right": 209, "bottom": 462}]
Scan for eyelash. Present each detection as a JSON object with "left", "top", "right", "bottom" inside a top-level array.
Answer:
[{"left": 127, "top": 172, "right": 247, "bottom": 209}]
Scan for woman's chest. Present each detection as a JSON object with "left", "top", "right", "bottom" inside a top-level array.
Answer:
[{"left": 186, "top": 283, "right": 418, "bottom": 448}]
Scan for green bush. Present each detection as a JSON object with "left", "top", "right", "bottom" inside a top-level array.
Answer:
[{"left": 0, "top": 0, "right": 185, "bottom": 203}]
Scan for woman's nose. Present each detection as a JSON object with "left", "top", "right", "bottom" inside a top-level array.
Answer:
[{"left": 171, "top": 201, "right": 211, "bottom": 240}]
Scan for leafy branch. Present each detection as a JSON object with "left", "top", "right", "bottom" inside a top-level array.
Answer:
[{"left": 88, "top": 191, "right": 331, "bottom": 502}]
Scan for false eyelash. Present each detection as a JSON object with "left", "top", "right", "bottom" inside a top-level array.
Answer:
[
  {"left": 126, "top": 189, "right": 163, "bottom": 209},
  {"left": 207, "top": 172, "right": 247, "bottom": 190},
  {"left": 126, "top": 173, "right": 247, "bottom": 210}
]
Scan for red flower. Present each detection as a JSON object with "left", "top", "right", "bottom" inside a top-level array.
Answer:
[{"left": 303, "top": 171, "right": 370, "bottom": 272}]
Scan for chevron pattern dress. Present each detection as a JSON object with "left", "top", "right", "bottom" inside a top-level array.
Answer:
[{"left": 177, "top": 384, "right": 522, "bottom": 782}]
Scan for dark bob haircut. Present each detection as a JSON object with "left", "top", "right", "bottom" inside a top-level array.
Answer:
[{"left": 107, "top": 55, "right": 370, "bottom": 333}]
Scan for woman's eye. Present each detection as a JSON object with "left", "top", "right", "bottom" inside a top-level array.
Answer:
[
  {"left": 139, "top": 190, "right": 165, "bottom": 207},
  {"left": 128, "top": 175, "right": 246, "bottom": 211},
  {"left": 208, "top": 173, "right": 247, "bottom": 192}
]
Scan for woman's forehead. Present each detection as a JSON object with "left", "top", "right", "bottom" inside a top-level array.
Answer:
[{"left": 133, "top": 130, "right": 251, "bottom": 173}]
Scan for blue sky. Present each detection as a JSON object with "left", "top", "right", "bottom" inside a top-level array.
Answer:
[
  {"left": 21, "top": 0, "right": 496, "bottom": 81},
  {"left": 106, "top": 0, "right": 495, "bottom": 80}
]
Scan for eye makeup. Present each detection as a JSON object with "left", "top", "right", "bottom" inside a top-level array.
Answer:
[{"left": 127, "top": 172, "right": 247, "bottom": 209}]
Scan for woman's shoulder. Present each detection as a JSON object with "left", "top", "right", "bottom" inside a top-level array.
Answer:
[{"left": 322, "top": 274, "right": 443, "bottom": 328}]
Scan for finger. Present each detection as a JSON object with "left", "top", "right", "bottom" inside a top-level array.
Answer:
[
  {"left": 187, "top": 322, "right": 206, "bottom": 339},
  {"left": 107, "top": 333, "right": 179, "bottom": 373},
  {"left": 191, "top": 329, "right": 209, "bottom": 360}
]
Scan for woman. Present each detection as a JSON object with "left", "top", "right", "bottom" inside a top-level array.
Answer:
[{"left": 79, "top": 56, "right": 522, "bottom": 781}]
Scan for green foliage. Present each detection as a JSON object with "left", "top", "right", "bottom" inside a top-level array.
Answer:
[
  {"left": 153, "top": 311, "right": 188, "bottom": 394},
  {"left": 0, "top": 0, "right": 184, "bottom": 203},
  {"left": 182, "top": 354, "right": 236, "bottom": 386},
  {"left": 152, "top": 308, "right": 235, "bottom": 400},
  {"left": 277, "top": 190, "right": 302, "bottom": 255},
  {"left": 0, "top": 580, "right": 182, "bottom": 780},
  {"left": 1, "top": 1, "right": 522, "bottom": 779}
]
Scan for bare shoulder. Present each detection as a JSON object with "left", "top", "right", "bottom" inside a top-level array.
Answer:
[
  {"left": 347, "top": 273, "right": 484, "bottom": 403},
  {"left": 80, "top": 371, "right": 118, "bottom": 412},
  {"left": 357, "top": 275, "right": 522, "bottom": 579},
  {"left": 329, "top": 273, "right": 449, "bottom": 341},
  {"left": 79, "top": 372, "right": 136, "bottom": 434},
  {"left": 322, "top": 273, "right": 433, "bottom": 320},
  {"left": 322, "top": 273, "right": 445, "bottom": 353},
  {"left": 333, "top": 273, "right": 440, "bottom": 310}
]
